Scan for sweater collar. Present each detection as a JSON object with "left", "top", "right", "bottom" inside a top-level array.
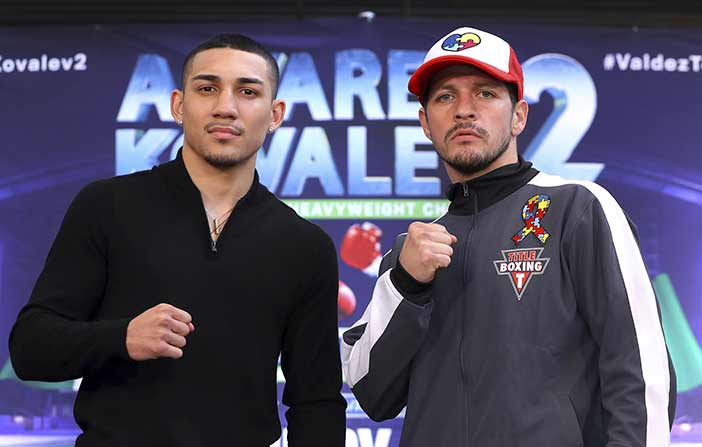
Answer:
[
  {"left": 445, "top": 155, "right": 539, "bottom": 215},
  {"left": 155, "top": 148, "right": 265, "bottom": 210}
]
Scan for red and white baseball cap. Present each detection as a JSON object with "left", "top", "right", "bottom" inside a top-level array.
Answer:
[{"left": 408, "top": 26, "right": 524, "bottom": 101}]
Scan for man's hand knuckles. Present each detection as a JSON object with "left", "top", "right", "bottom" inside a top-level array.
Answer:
[
  {"left": 408, "top": 222, "right": 422, "bottom": 232},
  {"left": 419, "top": 251, "right": 436, "bottom": 266},
  {"left": 428, "top": 223, "right": 446, "bottom": 233},
  {"left": 149, "top": 344, "right": 163, "bottom": 356}
]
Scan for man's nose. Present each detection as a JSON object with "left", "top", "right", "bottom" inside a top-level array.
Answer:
[
  {"left": 212, "top": 90, "right": 239, "bottom": 119},
  {"left": 454, "top": 94, "right": 477, "bottom": 120}
]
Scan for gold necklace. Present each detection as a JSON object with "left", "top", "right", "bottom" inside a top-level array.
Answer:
[{"left": 205, "top": 206, "right": 235, "bottom": 238}]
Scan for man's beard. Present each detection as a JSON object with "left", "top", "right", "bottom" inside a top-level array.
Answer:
[
  {"left": 440, "top": 131, "right": 511, "bottom": 177},
  {"left": 203, "top": 149, "right": 255, "bottom": 171},
  {"left": 200, "top": 122, "right": 254, "bottom": 170}
]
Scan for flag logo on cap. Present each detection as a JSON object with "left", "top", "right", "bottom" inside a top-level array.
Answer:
[{"left": 441, "top": 32, "right": 481, "bottom": 52}]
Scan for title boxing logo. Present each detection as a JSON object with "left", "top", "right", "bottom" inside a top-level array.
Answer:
[{"left": 493, "top": 248, "right": 550, "bottom": 300}]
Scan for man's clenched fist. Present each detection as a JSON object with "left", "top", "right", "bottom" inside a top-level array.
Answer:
[
  {"left": 126, "top": 303, "right": 195, "bottom": 361},
  {"left": 398, "top": 222, "right": 457, "bottom": 283}
]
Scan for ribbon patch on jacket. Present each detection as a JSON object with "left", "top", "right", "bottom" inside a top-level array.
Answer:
[
  {"left": 512, "top": 194, "right": 551, "bottom": 245},
  {"left": 494, "top": 248, "right": 550, "bottom": 300}
]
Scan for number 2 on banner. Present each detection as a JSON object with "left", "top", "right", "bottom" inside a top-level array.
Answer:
[{"left": 522, "top": 53, "right": 604, "bottom": 181}]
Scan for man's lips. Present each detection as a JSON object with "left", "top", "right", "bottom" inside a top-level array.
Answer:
[
  {"left": 451, "top": 129, "right": 481, "bottom": 141},
  {"left": 207, "top": 125, "right": 242, "bottom": 140},
  {"left": 445, "top": 123, "right": 487, "bottom": 144}
]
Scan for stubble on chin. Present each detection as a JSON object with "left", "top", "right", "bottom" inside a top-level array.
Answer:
[
  {"left": 203, "top": 154, "right": 240, "bottom": 170},
  {"left": 439, "top": 132, "right": 511, "bottom": 177},
  {"left": 202, "top": 150, "right": 256, "bottom": 170},
  {"left": 195, "top": 140, "right": 254, "bottom": 170}
]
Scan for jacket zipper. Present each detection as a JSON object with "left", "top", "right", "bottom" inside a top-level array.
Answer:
[{"left": 459, "top": 184, "right": 479, "bottom": 446}]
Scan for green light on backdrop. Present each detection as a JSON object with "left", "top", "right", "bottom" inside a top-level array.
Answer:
[{"left": 655, "top": 273, "right": 702, "bottom": 392}]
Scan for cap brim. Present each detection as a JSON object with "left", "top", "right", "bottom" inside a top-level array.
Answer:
[{"left": 408, "top": 55, "right": 519, "bottom": 99}]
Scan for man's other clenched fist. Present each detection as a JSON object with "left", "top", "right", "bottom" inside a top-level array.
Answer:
[
  {"left": 398, "top": 222, "right": 457, "bottom": 283},
  {"left": 126, "top": 303, "right": 195, "bottom": 361}
]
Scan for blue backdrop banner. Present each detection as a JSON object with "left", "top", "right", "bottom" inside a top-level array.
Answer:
[{"left": 0, "top": 17, "right": 700, "bottom": 446}]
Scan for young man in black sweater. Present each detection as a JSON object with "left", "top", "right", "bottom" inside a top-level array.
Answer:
[{"left": 9, "top": 34, "right": 346, "bottom": 446}]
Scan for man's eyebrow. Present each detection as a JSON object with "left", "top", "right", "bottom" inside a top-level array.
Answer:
[
  {"left": 190, "top": 73, "right": 221, "bottom": 83},
  {"left": 237, "top": 77, "right": 264, "bottom": 86},
  {"left": 472, "top": 80, "right": 503, "bottom": 89},
  {"left": 434, "top": 82, "right": 457, "bottom": 91},
  {"left": 429, "top": 82, "right": 457, "bottom": 96},
  {"left": 431, "top": 79, "right": 503, "bottom": 95},
  {"left": 190, "top": 74, "right": 265, "bottom": 87}
]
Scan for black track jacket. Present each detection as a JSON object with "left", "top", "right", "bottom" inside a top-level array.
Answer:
[{"left": 342, "top": 158, "right": 675, "bottom": 447}]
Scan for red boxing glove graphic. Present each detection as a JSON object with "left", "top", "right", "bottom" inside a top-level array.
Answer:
[
  {"left": 340, "top": 222, "right": 383, "bottom": 277},
  {"left": 338, "top": 280, "right": 357, "bottom": 320}
]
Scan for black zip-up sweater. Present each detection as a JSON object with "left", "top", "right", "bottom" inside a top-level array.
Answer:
[
  {"left": 9, "top": 151, "right": 346, "bottom": 446},
  {"left": 342, "top": 158, "right": 676, "bottom": 447}
]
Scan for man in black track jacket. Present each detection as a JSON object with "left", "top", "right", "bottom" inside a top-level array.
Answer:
[{"left": 342, "top": 25, "right": 676, "bottom": 447}]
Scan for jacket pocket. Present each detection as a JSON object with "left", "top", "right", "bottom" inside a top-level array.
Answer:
[{"left": 554, "top": 393, "right": 584, "bottom": 447}]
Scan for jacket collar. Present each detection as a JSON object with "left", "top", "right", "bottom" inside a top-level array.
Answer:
[{"left": 445, "top": 155, "right": 539, "bottom": 215}]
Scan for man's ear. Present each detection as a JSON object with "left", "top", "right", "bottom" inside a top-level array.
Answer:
[
  {"left": 511, "top": 99, "right": 528, "bottom": 137},
  {"left": 268, "top": 99, "right": 286, "bottom": 131},
  {"left": 171, "top": 89, "right": 184, "bottom": 124},
  {"left": 418, "top": 107, "right": 432, "bottom": 140}
]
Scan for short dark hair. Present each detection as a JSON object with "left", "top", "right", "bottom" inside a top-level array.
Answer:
[
  {"left": 419, "top": 79, "right": 519, "bottom": 109},
  {"left": 181, "top": 33, "right": 280, "bottom": 97}
]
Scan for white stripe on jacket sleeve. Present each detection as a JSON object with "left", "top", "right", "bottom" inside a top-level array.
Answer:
[{"left": 341, "top": 270, "right": 404, "bottom": 388}]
